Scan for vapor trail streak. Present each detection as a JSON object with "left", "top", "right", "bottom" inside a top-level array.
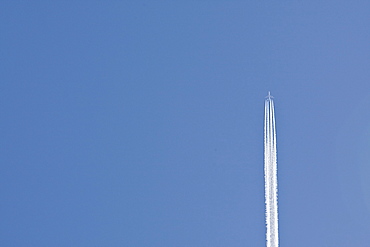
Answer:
[{"left": 264, "top": 93, "right": 279, "bottom": 247}]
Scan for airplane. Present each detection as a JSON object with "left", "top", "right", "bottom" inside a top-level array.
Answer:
[{"left": 265, "top": 91, "right": 274, "bottom": 100}]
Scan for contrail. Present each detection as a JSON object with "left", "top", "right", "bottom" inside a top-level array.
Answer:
[{"left": 264, "top": 92, "right": 279, "bottom": 247}]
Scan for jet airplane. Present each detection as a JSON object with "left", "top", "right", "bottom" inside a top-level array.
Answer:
[{"left": 265, "top": 91, "right": 274, "bottom": 100}]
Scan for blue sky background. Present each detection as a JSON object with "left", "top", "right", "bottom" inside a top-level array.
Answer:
[{"left": 2, "top": 1, "right": 370, "bottom": 246}]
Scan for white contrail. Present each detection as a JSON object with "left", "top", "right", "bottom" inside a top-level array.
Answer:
[{"left": 264, "top": 92, "right": 279, "bottom": 247}]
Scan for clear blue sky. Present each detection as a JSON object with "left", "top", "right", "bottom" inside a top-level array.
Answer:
[{"left": 2, "top": 1, "right": 370, "bottom": 246}]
